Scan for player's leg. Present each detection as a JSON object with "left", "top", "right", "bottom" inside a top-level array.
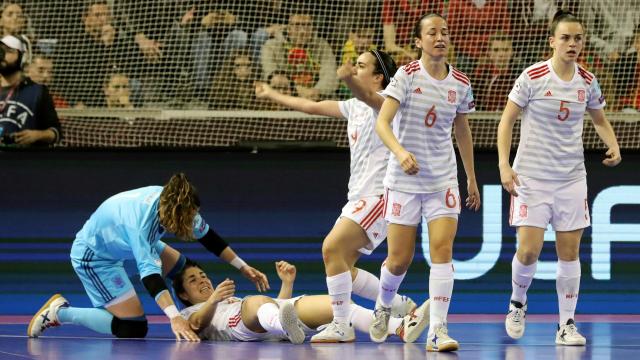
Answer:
[{"left": 240, "top": 295, "right": 304, "bottom": 344}]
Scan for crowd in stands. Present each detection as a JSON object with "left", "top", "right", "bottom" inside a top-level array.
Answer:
[{"left": 5, "top": 0, "right": 640, "bottom": 112}]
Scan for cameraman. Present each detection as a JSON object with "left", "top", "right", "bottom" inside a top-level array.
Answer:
[{"left": 0, "top": 35, "right": 61, "bottom": 146}]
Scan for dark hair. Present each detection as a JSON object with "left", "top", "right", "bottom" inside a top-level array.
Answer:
[
  {"left": 549, "top": 10, "right": 583, "bottom": 36},
  {"left": 369, "top": 49, "right": 397, "bottom": 88},
  {"left": 488, "top": 31, "right": 512, "bottom": 44},
  {"left": 412, "top": 13, "right": 446, "bottom": 40},
  {"left": 172, "top": 258, "right": 201, "bottom": 307},
  {"left": 83, "top": 0, "right": 108, "bottom": 16}
]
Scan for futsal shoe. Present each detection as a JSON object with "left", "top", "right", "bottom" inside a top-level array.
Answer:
[
  {"left": 426, "top": 323, "right": 459, "bottom": 352},
  {"left": 310, "top": 320, "right": 355, "bottom": 343},
  {"left": 391, "top": 295, "right": 417, "bottom": 318},
  {"left": 396, "top": 299, "right": 430, "bottom": 343},
  {"left": 279, "top": 302, "right": 306, "bottom": 344},
  {"left": 369, "top": 301, "right": 391, "bottom": 343},
  {"left": 505, "top": 300, "right": 527, "bottom": 339},
  {"left": 555, "top": 319, "right": 586, "bottom": 346},
  {"left": 28, "top": 294, "right": 69, "bottom": 338}
]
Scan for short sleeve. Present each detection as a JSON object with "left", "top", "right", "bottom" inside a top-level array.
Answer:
[
  {"left": 587, "top": 77, "right": 606, "bottom": 109},
  {"left": 338, "top": 98, "right": 358, "bottom": 119},
  {"left": 457, "top": 86, "right": 476, "bottom": 114},
  {"left": 382, "top": 67, "right": 410, "bottom": 103},
  {"left": 180, "top": 303, "right": 205, "bottom": 318},
  {"left": 508, "top": 72, "right": 531, "bottom": 108}
]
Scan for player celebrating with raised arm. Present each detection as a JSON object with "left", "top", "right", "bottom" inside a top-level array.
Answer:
[
  {"left": 256, "top": 50, "right": 423, "bottom": 343},
  {"left": 370, "top": 13, "right": 480, "bottom": 352},
  {"left": 28, "top": 173, "right": 269, "bottom": 341},
  {"left": 498, "top": 10, "right": 621, "bottom": 346}
]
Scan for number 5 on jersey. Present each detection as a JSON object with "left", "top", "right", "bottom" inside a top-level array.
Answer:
[{"left": 558, "top": 100, "right": 570, "bottom": 121}]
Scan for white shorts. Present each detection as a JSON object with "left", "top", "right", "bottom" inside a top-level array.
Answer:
[
  {"left": 384, "top": 187, "right": 461, "bottom": 226},
  {"left": 509, "top": 175, "right": 590, "bottom": 231},
  {"left": 338, "top": 195, "right": 387, "bottom": 255}
]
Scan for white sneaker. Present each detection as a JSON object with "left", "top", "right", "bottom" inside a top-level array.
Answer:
[
  {"left": 369, "top": 302, "right": 391, "bottom": 343},
  {"left": 426, "top": 323, "right": 459, "bottom": 352},
  {"left": 279, "top": 302, "right": 305, "bottom": 344},
  {"left": 555, "top": 319, "right": 586, "bottom": 346},
  {"left": 27, "top": 294, "right": 68, "bottom": 338},
  {"left": 391, "top": 295, "right": 417, "bottom": 318},
  {"left": 310, "top": 320, "right": 355, "bottom": 343},
  {"left": 505, "top": 300, "right": 527, "bottom": 339},
  {"left": 396, "top": 299, "right": 430, "bottom": 343}
]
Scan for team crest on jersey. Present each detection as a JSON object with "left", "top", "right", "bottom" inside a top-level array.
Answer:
[
  {"left": 448, "top": 90, "right": 456, "bottom": 103},
  {"left": 389, "top": 77, "right": 398, "bottom": 87},
  {"left": 392, "top": 203, "right": 402, "bottom": 217},
  {"left": 352, "top": 199, "right": 366, "bottom": 214},
  {"left": 519, "top": 204, "right": 528, "bottom": 219},
  {"left": 577, "top": 89, "right": 585, "bottom": 102},
  {"left": 513, "top": 82, "right": 521, "bottom": 94}
]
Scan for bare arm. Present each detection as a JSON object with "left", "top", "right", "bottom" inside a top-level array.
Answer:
[
  {"left": 453, "top": 113, "right": 480, "bottom": 211},
  {"left": 337, "top": 61, "right": 384, "bottom": 111},
  {"left": 219, "top": 247, "right": 270, "bottom": 292},
  {"left": 497, "top": 100, "right": 522, "bottom": 196},
  {"left": 275, "top": 261, "right": 296, "bottom": 299},
  {"left": 185, "top": 279, "right": 235, "bottom": 332},
  {"left": 255, "top": 82, "right": 343, "bottom": 118},
  {"left": 587, "top": 108, "right": 622, "bottom": 167},
  {"left": 375, "top": 97, "right": 419, "bottom": 174}
]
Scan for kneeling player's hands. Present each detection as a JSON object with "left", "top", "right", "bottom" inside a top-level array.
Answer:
[
  {"left": 211, "top": 278, "right": 235, "bottom": 303},
  {"left": 170, "top": 316, "right": 200, "bottom": 342},
  {"left": 240, "top": 265, "right": 270, "bottom": 292}
]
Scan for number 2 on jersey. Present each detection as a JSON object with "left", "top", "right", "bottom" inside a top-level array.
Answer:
[
  {"left": 557, "top": 100, "right": 570, "bottom": 121},
  {"left": 424, "top": 105, "right": 437, "bottom": 127}
]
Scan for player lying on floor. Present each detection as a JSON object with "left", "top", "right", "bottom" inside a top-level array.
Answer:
[{"left": 174, "top": 259, "right": 430, "bottom": 343}]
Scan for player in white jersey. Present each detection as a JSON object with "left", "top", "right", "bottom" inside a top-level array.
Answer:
[
  {"left": 175, "top": 259, "right": 430, "bottom": 343},
  {"left": 256, "top": 50, "right": 417, "bottom": 343},
  {"left": 369, "top": 13, "right": 480, "bottom": 353},
  {"left": 497, "top": 10, "right": 621, "bottom": 346}
]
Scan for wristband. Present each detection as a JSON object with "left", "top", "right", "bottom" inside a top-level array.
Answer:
[
  {"left": 230, "top": 256, "right": 248, "bottom": 270},
  {"left": 163, "top": 305, "right": 180, "bottom": 319}
]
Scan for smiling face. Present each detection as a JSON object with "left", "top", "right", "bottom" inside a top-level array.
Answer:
[
  {"left": 178, "top": 265, "right": 214, "bottom": 305},
  {"left": 414, "top": 16, "right": 449, "bottom": 60},
  {"left": 549, "top": 21, "right": 584, "bottom": 63}
]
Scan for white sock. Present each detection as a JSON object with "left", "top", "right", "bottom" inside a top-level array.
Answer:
[
  {"left": 256, "top": 302, "right": 285, "bottom": 336},
  {"left": 556, "top": 259, "right": 581, "bottom": 325},
  {"left": 348, "top": 304, "right": 402, "bottom": 335},
  {"left": 428, "top": 262, "right": 454, "bottom": 337},
  {"left": 326, "top": 271, "right": 352, "bottom": 323},
  {"left": 353, "top": 268, "right": 408, "bottom": 307},
  {"left": 378, "top": 264, "right": 406, "bottom": 307},
  {"left": 511, "top": 255, "right": 537, "bottom": 304}
]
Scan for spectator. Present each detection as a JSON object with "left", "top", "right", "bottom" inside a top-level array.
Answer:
[
  {"left": 210, "top": 49, "right": 256, "bottom": 110},
  {"left": 0, "top": 35, "right": 61, "bottom": 146},
  {"left": 381, "top": 0, "right": 443, "bottom": 65},
  {"left": 238, "top": 0, "right": 287, "bottom": 63},
  {"left": 261, "top": 10, "right": 338, "bottom": 100},
  {"left": 0, "top": 1, "right": 26, "bottom": 37},
  {"left": 613, "top": 25, "right": 640, "bottom": 112},
  {"left": 473, "top": 32, "right": 520, "bottom": 111},
  {"left": 447, "top": 0, "right": 511, "bottom": 74},
  {"left": 338, "top": 21, "right": 378, "bottom": 98},
  {"left": 24, "top": 52, "right": 69, "bottom": 108},
  {"left": 256, "top": 70, "right": 296, "bottom": 110},
  {"left": 103, "top": 72, "right": 133, "bottom": 108}
]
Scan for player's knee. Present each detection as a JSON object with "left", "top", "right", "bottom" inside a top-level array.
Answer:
[
  {"left": 517, "top": 249, "right": 539, "bottom": 265},
  {"left": 321, "top": 240, "right": 340, "bottom": 262},
  {"left": 111, "top": 317, "right": 148, "bottom": 338},
  {"left": 385, "top": 257, "right": 411, "bottom": 274}
]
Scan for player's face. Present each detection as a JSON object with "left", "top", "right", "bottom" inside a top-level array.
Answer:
[
  {"left": 354, "top": 52, "right": 382, "bottom": 89},
  {"left": 414, "top": 17, "right": 449, "bottom": 59},
  {"left": 550, "top": 21, "right": 584, "bottom": 63},
  {"left": 180, "top": 266, "right": 214, "bottom": 304}
]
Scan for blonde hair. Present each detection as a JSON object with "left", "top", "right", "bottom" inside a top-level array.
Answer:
[{"left": 159, "top": 173, "right": 199, "bottom": 241}]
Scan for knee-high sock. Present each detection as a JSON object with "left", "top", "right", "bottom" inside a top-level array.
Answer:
[
  {"left": 256, "top": 303, "right": 286, "bottom": 336},
  {"left": 378, "top": 265, "right": 406, "bottom": 307},
  {"left": 556, "top": 259, "right": 581, "bottom": 325},
  {"left": 428, "top": 263, "right": 454, "bottom": 336},
  {"left": 348, "top": 304, "right": 402, "bottom": 335},
  {"left": 511, "top": 255, "right": 537, "bottom": 304},
  {"left": 326, "top": 271, "right": 352, "bottom": 323},
  {"left": 57, "top": 307, "right": 114, "bottom": 334},
  {"left": 352, "top": 268, "right": 408, "bottom": 308}
]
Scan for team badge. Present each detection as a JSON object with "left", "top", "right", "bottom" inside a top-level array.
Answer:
[
  {"left": 448, "top": 90, "right": 456, "bottom": 103},
  {"left": 577, "top": 89, "right": 585, "bottom": 102},
  {"left": 392, "top": 203, "right": 402, "bottom": 217},
  {"left": 519, "top": 204, "right": 528, "bottom": 219},
  {"left": 352, "top": 199, "right": 366, "bottom": 214}
]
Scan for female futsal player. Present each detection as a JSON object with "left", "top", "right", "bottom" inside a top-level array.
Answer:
[
  {"left": 28, "top": 173, "right": 269, "bottom": 341},
  {"left": 369, "top": 13, "right": 481, "bottom": 352},
  {"left": 498, "top": 10, "right": 621, "bottom": 346},
  {"left": 256, "top": 50, "right": 417, "bottom": 343},
  {"left": 175, "top": 259, "right": 429, "bottom": 343}
]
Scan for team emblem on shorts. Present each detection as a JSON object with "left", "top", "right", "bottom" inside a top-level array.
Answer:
[
  {"left": 112, "top": 275, "right": 125, "bottom": 289},
  {"left": 392, "top": 203, "right": 402, "bottom": 217},
  {"left": 577, "top": 89, "right": 585, "bottom": 102},
  {"left": 352, "top": 199, "right": 366, "bottom": 214},
  {"left": 448, "top": 90, "right": 456, "bottom": 103},
  {"left": 519, "top": 204, "right": 528, "bottom": 219}
]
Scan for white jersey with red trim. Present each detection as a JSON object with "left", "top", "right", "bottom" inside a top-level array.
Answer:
[
  {"left": 338, "top": 94, "right": 389, "bottom": 201},
  {"left": 508, "top": 59, "right": 606, "bottom": 180},
  {"left": 382, "top": 60, "right": 476, "bottom": 193}
]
